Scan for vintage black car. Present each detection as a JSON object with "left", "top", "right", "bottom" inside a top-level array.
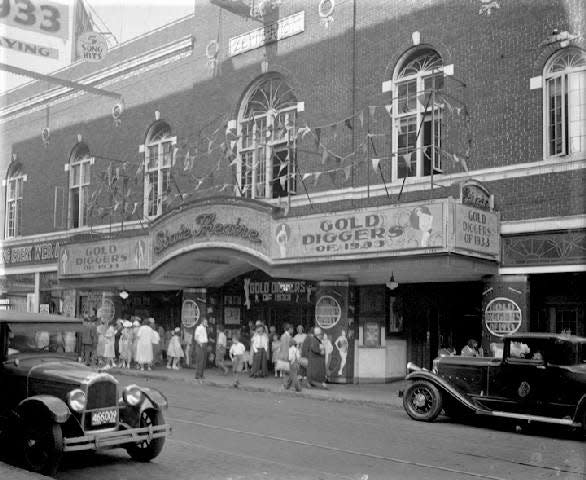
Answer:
[
  {"left": 402, "top": 333, "right": 586, "bottom": 435},
  {"left": 0, "top": 311, "right": 170, "bottom": 476}
]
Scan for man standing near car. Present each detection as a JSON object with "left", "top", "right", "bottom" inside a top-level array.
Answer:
[{"left": 194, "top": 318, "right": 208, "bottom": 381}]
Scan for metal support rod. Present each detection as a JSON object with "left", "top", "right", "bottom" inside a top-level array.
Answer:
[{"left": 0, "top": 62, "right": 122, "bottom": 100}]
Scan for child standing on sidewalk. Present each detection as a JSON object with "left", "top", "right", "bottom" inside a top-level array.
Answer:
[
  {"left": 284, "top": 338, "right": 302, "bottom": 392},
  {"left": 229, "top": 332, "right": 245, "bottom": 387},
  {"left": 166, "top": 327, "right": 184, "bottom": 370}
]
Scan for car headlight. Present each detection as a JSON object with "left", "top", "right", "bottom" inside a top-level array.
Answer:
[
  {"left": 123, "top": 385, "right": 144, "bottom": 406},
  {"left": 67, "top": 389, "right": 87, "bottom": 412}
]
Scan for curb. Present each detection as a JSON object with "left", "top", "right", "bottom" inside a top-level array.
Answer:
[
  {"left": 110, "top": 369, "right": 403, "bottom": 409},
  {"left": 0, "top": 462, "right": 46, "bottom": 480}
]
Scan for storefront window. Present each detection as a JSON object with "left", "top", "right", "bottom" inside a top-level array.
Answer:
[{"left": 0, "top": 273, "right": 34, "bottom": 312}]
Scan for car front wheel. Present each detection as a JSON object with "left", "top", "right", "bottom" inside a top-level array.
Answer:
[
  {"left": 20, "top": 420, "right": 63, "bottom": 477},
  {"left": 403, "top": 381, "right": 443, "bottom": 422},
  {"left": 126, "top": 409, "right": 166, "bottom": 462}
]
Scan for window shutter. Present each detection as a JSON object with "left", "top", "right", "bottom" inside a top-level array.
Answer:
[{"left": 53, "top": 186, "right": 67, "bottom": 230}]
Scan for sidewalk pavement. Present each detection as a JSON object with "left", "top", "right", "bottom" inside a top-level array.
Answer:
[
  {"left": 109, "top": 364, "right": 406, "bottom": 409},
  {"left": 0, "top": 463, "right": 46, "bottom": 480}
]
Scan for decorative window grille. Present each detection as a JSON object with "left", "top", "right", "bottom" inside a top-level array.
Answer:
[
  {"left": 544, "top": 48, "right": 586, "bottom": 157},
  {"left": 5, "top": 174, "right": 24, "bottom": 238},
  {"left": 392, "top": 49, "right": 444, "bottom": 180},
  {"left": 143, "top": 123, "right": 176, "bottom": 218},
  {"left": 69, "top": 143, "right": 92, "bottom": 229},
  {"left": 237, "top": 75, "right": 298, "bottom": 199}
]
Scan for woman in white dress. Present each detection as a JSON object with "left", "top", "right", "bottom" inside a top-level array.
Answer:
[{"left": 135, "top": 319, "right": 155, "bottom": 370}]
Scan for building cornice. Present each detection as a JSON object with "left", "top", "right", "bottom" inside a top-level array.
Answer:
[{"left": 0, "top": 35, "right": 194, "bottom": 124}]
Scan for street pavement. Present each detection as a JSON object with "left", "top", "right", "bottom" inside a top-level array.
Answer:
[{"left": 2, "top": 368, "right": 585, "bottom": 480}]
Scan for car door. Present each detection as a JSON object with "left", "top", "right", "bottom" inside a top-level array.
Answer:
[{"left": 490, "top": 339, "right": 552, "bottom": 414}]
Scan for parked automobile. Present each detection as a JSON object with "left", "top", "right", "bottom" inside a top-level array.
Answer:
[
  {"left": 0, "top": 311, "right": 170, "bottom": 476},
  {"left": 402, "top": 333, "right": 586, "bottom": 436}
]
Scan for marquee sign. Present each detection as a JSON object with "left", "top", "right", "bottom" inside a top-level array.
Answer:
[
  {"left": 272, "top": 203, "right": 445, "bottom": 260},
  {"left": 59, "top": 237, "right": 150, "bottom": 277},
  {"left": 151, "top": 203, "right": 271, "bottom": 266}
]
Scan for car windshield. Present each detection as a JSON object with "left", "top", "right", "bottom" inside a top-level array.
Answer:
[{"left": 7, "top": 322, "right": 82, "bottom": 356}]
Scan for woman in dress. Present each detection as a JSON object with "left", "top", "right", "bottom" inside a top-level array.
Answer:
[
  {"left": 271, "top": 330, "right": 281, "bottom": 377},
  {"left": 103, "top": 320, "right": 117, "bottom": 369},
  {"left": 166, "top": 327, "right": 184, "bottom": 369},
  {"left": 135, "top": 319, "right": 155, "bottom": 370},
  {"left": 96, "top": 318, "right": 107, "bottom": 368},
  {"left": 119, "top": 321, "right": 132, "bottom": 369}
]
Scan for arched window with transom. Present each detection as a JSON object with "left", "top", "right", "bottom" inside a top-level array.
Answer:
[
  {"left": 4, "top": 162, "right": 26, "bottom": 238},
  {"left": 143, "top": 121, "right": 176, "bottom": 218},
  {"left": 68, "top": 142, "right": 93, "bottom": 229},
  {"left": 237, "top": 74, "right": 298, "bottom": 199},
  {"left": 392, "top": 48, "right": 444, "bottom": 180},
  {"left": 544, "top": 48, "right": 586, "bottom": 157}
]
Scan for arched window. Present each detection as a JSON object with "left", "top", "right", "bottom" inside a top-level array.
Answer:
[
  {"left": 143, "top": 121, "right": 176, "bottom": 218},
  {"left": 68, "top": 142, "right": 93, "bottom": 229},
  {"left": 392, "top": 48, "right": 443, "bottom": 180},
  {"left": 4, "top": 163, "right": 26, "bottom": 238},
  {"left": 544, "top": 48, "right": 586, "bottom": 157},
  {"left": 237, "top": 74, "right": 298, "bottom": 199}
]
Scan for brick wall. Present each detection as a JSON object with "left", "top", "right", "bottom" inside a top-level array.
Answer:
[{"left": 1, "top": 0, "right": 584, "bottom": 238}]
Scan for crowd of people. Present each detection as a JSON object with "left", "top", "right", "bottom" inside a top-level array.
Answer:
[{"left": 78, "top": 308, "right": 183, "bottom": 371}]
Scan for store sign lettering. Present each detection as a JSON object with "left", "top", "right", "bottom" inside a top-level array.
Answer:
[
  {"left": 243, "top": 278, "right": 312, "bottom": 308},
  {"left": 74, "top": 245, "right": 128, "bottom": 272},
  {"left": 461, "top": 210, "right": 492, "bottom": 249},
  {"left": 229, "top": 11, "right": 304, "bottom": 56},
  {"left": 485, "top": 297, "right": 522, "bottom": 337},
  {"left": 462, "top": 182, "right": 491, "bottom": 211},
  {"left": 0, "top": 241, "right": 60, "bottom": 267},
  {"left": 454, "top": 205, "right": 499, "bottom": 257},
  {"left": 154, "top": 213, "right": 261, "bottom": 256}
]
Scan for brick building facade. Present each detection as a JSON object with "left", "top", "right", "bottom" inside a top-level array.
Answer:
[{"left": 0, "top": 0, "right": 584, "bottom": 382}]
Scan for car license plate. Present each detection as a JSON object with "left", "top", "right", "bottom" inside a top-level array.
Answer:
[{"left": 91, "top": 408, "right": 118, "bottom": 426}]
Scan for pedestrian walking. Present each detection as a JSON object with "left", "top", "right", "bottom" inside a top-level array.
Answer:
[
  {"left": 307, "top": 327, "right": 328, "bottom": 389},
  {"left": 194, "top": 319, "right": 208, "bottom": 381},
  {"left": 114, "top": 319, "right": 123, "bottom": 365},
  {"left": 215, "top": 325, "right": 229, "bottom": 374},
  {"left": 283, "top": 338, "right": 302, "bottom": 392},
  {"left": 250, "top": 321, "right": 268, "bottom": 378},
  {"left": 276, "top": 323, "right": 292, "bottom": 377},
  {"left": 102, "top": 320, "right": 117, "bottom": 369},
  {"left": 135, "top": 318, "right": 155, "bottom": 370},
  {"left": 131, "top": 318, "right": 141, "bottom": 368},
  {"left": 166, "top": 327, "right": 184, "bottom": 370},
  {"left": 229, "top": 331, "right": 245, "bottom": 387}
]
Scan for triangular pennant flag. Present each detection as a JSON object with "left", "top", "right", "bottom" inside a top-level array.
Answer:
[
  {"left": 371, "top": 158, "right": 381, "bottom": 171},
  {"left": 302, "top": 172, "right": 313, "bottom": 182},
  {"left": 358, "top": 111, "right": 364, "bottom": 128},
  {"left": 113, "top": 201, "right": 120, "bottom": 212},
  {"left": 229, "top": 157, "right": 239, "bottom": 167},
  {"left": 172, "top": 146, "right": 179, "bottom": 166},
  {"left": 313, "top": 171, "right": 322, "bottom": 187},
  {"left": 321, "top": 147, "right": 329, "bottom": 164},
  {"left": 279, "top": 160, "right": 288, "bottom": 174},
  {"left": 345, "top": 118, "right": 353, "bottom": 130},
  {"left": 451, "top": 152, "right": 460, "bottom": 164},
  {"left": 279, "top": 175, "right": 287, "bottom": 189},
  {"left": 131, "top": 203, "right": 138, "bottom": 215},
  {"left": 230, "top": 140, "right": 237, "bottom": 150},
  {"left": 384, "top": 104, "right": 392, "bottom": 116},
  {"left": 402, "top": 152, "right": 413, "bottom": 171},
  {"left": 314, "top": 127, "right": 321, "bottom": 148},
  {"left": 331, "top": 123, "right": 338, "bottom": 140},
  {"left": 368, "top": 105, "right": 376, "bottom": 118},
  {"left": 296, "top": 125, "right": 311, "bottom": 141},
  {"left": 344, "top": 165, "right": 352, "bottom": 181},
  {"left": 460, "top": 156, "right": 469, "bottom": 172}
]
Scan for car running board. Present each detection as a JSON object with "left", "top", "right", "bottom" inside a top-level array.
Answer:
[{"left": 488, "top": 410, "right": 581, "bottom": 427}]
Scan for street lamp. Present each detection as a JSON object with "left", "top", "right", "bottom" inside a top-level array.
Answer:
[{"left": 386, "top": 273, "right": 399, "bottom": 291}]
